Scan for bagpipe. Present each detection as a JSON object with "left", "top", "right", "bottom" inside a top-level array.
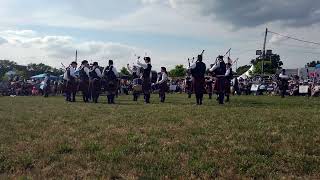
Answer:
[{"left": 188, "top": 50, "right": 205, "bottom": 76}]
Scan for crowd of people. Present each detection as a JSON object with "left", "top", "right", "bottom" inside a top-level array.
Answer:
[{"left": 1, "top": 52, "right": 319, "bottom": 105}]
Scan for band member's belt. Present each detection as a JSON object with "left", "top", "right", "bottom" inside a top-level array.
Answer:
[{"left": 216, "top": 75, "right": 226, "bottom": 77}]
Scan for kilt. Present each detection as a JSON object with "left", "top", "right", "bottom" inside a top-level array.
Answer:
[
  {"left": 159, "top": 82, "right": 168, "bottom": 93},
  {"left": 64, "top": 80, "right": 77, "bottom": 93},
  {"left": 105, "top": 79, "right": 118, "bottom": 95},
  {"left": 214, "top": 77, "right": 226, "bottom": 93},
  {"left": 225, "top": 79, "right": 231, "bottom": 94},
  {"left": 193, "top": 77, "right": 205, "bottom": 94},
  {"left": 142, "top": 77, "right": 151, "bottom": 94},
  {"left": 79, "top": 79, "right": 89, "bottom": 92},
  {"left": 91, "top": 79, "right": 101, "bottom": 92}
]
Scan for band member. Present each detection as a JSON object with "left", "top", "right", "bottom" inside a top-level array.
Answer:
[
  {"left": 103, "top": 60, "right": 119, "bottom": 104},
  {"left": 79, "top": 60, "right": 90, "bottom": 102},
  {"left": 127, "top": 64, "right": 141, "bottom": 101},
  {"left": 157, "top": 67, "right": 168, "bottom": 103},
  {"left": 137, "top": 57, "right": 152, "bottom": 104},
  {"left": 205, "top": 76, "right": 213, "bottom": 99},
  {"left": 63, "top": 61, "right": 78, "bottom": 102},
  {"left": 89, "top": 62, "right": 102, "bottom": 103},
  {"left": 225, "top": 63, "right": 233, "bottom": 102},
  {"left": 210, "top": 56, "right": 227, "bottom": 104},
  {"left": 127, "top": 64, "right": 141, "bottom": 79},
  {"left": 189, "top": 53, "right": 206, "bottom": 105},
  {"left": 185, "top": 73, "right": 193, "bottom": 98},
  {"left": 279, "top": 69, "right": 289, "bottom": 98}
]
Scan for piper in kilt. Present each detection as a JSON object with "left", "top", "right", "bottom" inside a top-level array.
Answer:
[
  {"left": 63, "top": 61, "right": 78, "bottom": 102},
  {"left": 78, "top": 60, "right": 91, "bottom": 103},
  {"left": 189, "top": 53, "right": 206, "bottom": 105},
  {"left": 89, "top": 62, "right": 103, "bottom": 103},
  {"left": 103, "top": 60, "right": 119, "bottom": 104},
  {"left": 210, "top": 56, "right": 227, "bottom": 104}
]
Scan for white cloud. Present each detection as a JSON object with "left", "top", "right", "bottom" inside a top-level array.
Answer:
[{"left": 0, "top": 30, "right": 142, "bottom": 68}]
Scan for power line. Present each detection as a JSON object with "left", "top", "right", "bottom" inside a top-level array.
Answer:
[
  {"left": 268, "top": 30, "right": 320, "bottom": 46},
  {"left": 270, "top": 41, "right": 320, "bottom": 50}
]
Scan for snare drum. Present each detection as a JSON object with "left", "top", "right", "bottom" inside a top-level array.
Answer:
[
  {"left": 152, "top": 83, "right": 160, "bottom": 91},
  {"left": 132, "top": 78, "right": 143, "bottom": 92}
]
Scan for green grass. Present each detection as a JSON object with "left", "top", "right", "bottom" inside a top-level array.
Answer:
[{"left": 0, "top": 94, "right": 319, "bottom": 179}]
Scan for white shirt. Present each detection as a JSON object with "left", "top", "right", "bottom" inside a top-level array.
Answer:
[
  {"left": 189, "top": 62, "right": 197, "bottom": 70},
  {"left": 127, "top": 65, "right": 140, "bottom": 75},
  {"left": 63, "top": 66, "right": 77, "bottom": 80},
  {"left": 158, "top": 72, "right": 168, "bottom": 84},
  {"left": 137, "top": 60, "right": 149, "bottom": 69},
  {"left": 209, "top": 62, "right": 220, "bottom": 72},
  {"left": 78, "top": 66, "right": 90, "bottom": 76},
  {"left": 91, "top": 67, "right": 102, "bottom": 78},
  {"left": 137, "top": 60, "right": 152, "bottom": 78},
  {"left": 225, "top": 68, "right": 231, "bottom": 76}
]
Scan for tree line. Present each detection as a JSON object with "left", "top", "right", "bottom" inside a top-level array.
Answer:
[{"left": 0, "top": 60, "right": 63, "bottom": 81}]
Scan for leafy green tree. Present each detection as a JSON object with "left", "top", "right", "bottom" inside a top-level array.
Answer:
[
  {"left": 236, "top": 65, "right": 251, "bottom": 75},
  {"left": 251, "top": 54, "right": 283, "bottom": 74},
  {"left": 0, "top": 60, "right": 18, "bottom": 80},
  {"left": 169, "top": 65, "right": 186, "bottom": 77},
  {"left": 120, "top": 67, "right": 130, "bottom": 76}
]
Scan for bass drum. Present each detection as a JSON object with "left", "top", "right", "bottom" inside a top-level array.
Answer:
[
  {"left": 132, "top": 78, "right": 143, "bottom": 93},
  {"left": 151, "top": 71, "right": 158, "bottom": 84}
]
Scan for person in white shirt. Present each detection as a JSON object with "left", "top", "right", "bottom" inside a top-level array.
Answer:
[
  {"left": 157, "top": 67, "right": 168, "bottom": 103},
  {"left": 79, "top": 60, "right": 91, "bottom": 102},
  {"left": 63, "top": 61, "right": 78, "bottom": 102},
  {"left": 103, "top": 60, "right": 119, "bottom": 104},
  {"left": 90, "top": 62, "right": 103, "bottom": 103},
  {"left": 127, "top": 64, "right": 140, "bottom": 79}
]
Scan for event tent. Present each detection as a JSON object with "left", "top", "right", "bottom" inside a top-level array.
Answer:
[{"left": 31, "top": 74, "right": 58, "bottom": 80}]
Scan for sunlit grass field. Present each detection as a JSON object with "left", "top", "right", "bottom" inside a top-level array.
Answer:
[{"left": 0, "top": 94, "right": 319, "bottom": 179}]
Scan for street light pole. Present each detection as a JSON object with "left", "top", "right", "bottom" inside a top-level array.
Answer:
[{"left": 262, "top": 28, "right": 268, "bottom": 75}]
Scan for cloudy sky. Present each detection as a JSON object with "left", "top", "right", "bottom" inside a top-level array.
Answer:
[{"left": 0, "top": 0, "right": 320, "bottom": 70}]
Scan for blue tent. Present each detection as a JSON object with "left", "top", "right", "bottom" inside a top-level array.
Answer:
[
  {"left": 31, "top": 74, "right": 58, "bottom": 80},
  {"left": 316, "top": 64, "right": 320, "bottom": 69}
]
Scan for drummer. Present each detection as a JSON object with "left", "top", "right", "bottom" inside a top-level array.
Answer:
[{"left": 127, "top": 64, "right": 142, "bottom": 101}]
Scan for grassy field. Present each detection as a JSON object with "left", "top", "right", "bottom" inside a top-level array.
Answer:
[{"left": 0, "top": 94, "right": 319, "bottom": 179}]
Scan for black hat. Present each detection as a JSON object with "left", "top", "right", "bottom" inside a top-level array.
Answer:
[
  {"left": 81, "top": 60, "right": 88, "bottom": 65},
  {"left": 144, "top": 57, "right": 151, "bottom": 62},
  {"left": 197, "top": 54, "right": 203, "bottom": 62},
  {"left": 93, "top": 62, "right": 98, "bottom": 66},
  {"left": 71, "top": 61, "right": 77, "bottom": 65},
  {"left": 109, "top": 60, "right": 114, "bottom": 65}
]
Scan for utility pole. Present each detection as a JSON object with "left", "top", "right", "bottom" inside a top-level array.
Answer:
[
  {"left": 75, "top": 50, "right": 78, "bottom": 63},
  {"left": 262, "top": 28, "right": 268, "bottom": 75}
]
